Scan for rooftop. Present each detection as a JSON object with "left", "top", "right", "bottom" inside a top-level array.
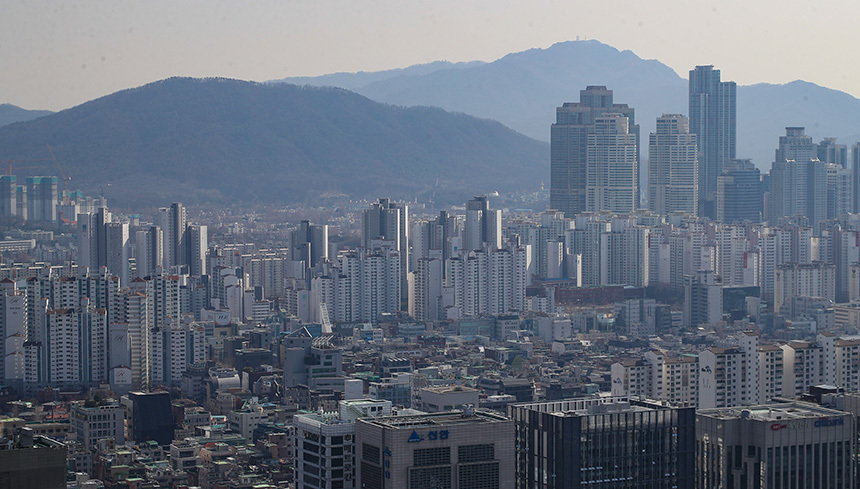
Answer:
[
  {"left": 512, "top": 396, "right": 677, "bottom": 418},
  {"left": 698, "top": 402, "right": 848, "bottom": 422},
  {"left": 360, "top": 409, "right": 508, "bottom": 430}
]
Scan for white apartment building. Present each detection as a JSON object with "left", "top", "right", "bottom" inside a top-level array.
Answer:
[
  {"left": 699, "top": 347, "right": 749, "bottom": 408},
  {"left": 780, "top": 341, "right": 824, "bottom": 397},
  {"left": 818, "top": 332, "right": 860, "bottom": 392},
  {"left": 311, "top": 246, "right": 401, "bottom": 324},
  {"left": 774, "top": 262, "right": 835, "bottom": 314}
]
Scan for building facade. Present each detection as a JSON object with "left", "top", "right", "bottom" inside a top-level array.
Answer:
[
  {"left": 689, "top": 65, "right": 736, "bottom": 218},
  {"left": 648, "top": 114, "right": 698, "bottom": 216},
  {"left": 355, "top": 409, "right": 514, "bottom": 489},
  {"left": 550, "top": 86, "right": 639, "bottom": 217},
  {"left": 509, "top": 396, "right": 695, "bottom": 488},
  {"left": 697, "top": 402, "right": 853, "bottom": 489}
]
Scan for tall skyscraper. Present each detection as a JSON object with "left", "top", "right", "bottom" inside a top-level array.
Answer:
[
  {"left": 0, "top": 279, "right": 26, "bottom": 392},
  {"left": 79, "top": 207, "right": 130, "bottom": 283},
  {"left": 551, "top": 86, "right": 639, "bottom": 217},
  {"left": 464, "top": 195, "right": 502, "bottom": 250},
  {"left": 818, "top": 137, "right": 847, "bottom": 168},
  {"left": 648, "top": 114, "right": 698, "bottom": 216},
  {"left": 717, "top": 159, "right": 762, "bottom": 223},
  {"left": 183, "top": 223, "right": 208, "bottom": 277},
  {"left": 134, "top": 226, "right": 163, "bottom": 279},
  {"left": 768, "top": 128, "right": 827, "bottom": 231},
  {"left": 586, "top": 113, "right": 639, "bottom": 213},
  {"left": 25, "top": 176, "right": 58, "bottom": 222},
  {"left": 0, "top": 176, "right": 16, "bottom": 218},
  {"left": 826, "top": 162, "right": 853, "bottom": 218},
  {"left": 104, "top": 221, "right": 130, "bottom": 286},
  {"left": 290, "top": 220, "right": 329, "bottom": 271},
  {"left": 689, "top": 65, "right": 737, "bottom": 218},
  {"left": 775, "top": 126, "right": 816, "bottom": 162},
  {"left": 362, "top": 198, "right": 409, "bottom": 301},
  {"left": 159, "top": 202, "right": 186, "bottom": 270},
  {"left": 853, "top": 143, "right": 860, "bottom": 213}
]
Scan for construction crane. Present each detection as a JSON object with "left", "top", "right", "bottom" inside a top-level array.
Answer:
[
  {"left": 46, "top": 145, "right": 71, "bottom": 191},
  {"left": 0, "top": 160, "right": 48, "bottom": 176}
]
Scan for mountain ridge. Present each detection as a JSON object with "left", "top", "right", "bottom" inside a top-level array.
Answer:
[
  {"left": 271, "top": 40, "right": 860, "bottom": 168},
  {"left": 0, "top": 77, "right": 548, "bottom": 208},
  {"left": 0, "top": 103, "right": 53, "bottom": 127}
]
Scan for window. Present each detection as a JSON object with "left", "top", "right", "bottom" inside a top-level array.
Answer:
[
  {"left": 362, "top": 443, "right": 380, "bottom": 464},
  {"left": 458, "top": 461, "right": 499, "bottom": 489},
  {"left": 414, "top": 447, "right": 451, "bottom": 467},
  {"left": 409, "top": 466, "right": 452, "bottom": 489},
  {"left": 458, "top": 444, "right": 495, "bottom": 463}
]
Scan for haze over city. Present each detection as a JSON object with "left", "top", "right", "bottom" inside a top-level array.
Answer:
[
  {"left": 3, "top": 0, "right": 860, "bottom": 110},
  {"left": 4, "top": 2, "right": 860, "bottom": 489}
]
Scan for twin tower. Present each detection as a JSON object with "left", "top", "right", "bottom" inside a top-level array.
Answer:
[{"left": 550, "top": 66, "right": 737, "bottom": 219}]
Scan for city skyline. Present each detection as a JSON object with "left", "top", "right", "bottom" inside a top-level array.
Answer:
[{"left": 5, "top": 3, "right": 860, "bottom": 487}]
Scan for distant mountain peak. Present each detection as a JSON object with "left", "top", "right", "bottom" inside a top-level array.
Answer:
[
  {"left": 271, "top": 39, "right": 860, "bottom": 169},
  {"left": 0, "top": 78, "right": 547, "bottom": 207},
  {"left": 0, "top": 104, "right": 53, "bottom": 127}
]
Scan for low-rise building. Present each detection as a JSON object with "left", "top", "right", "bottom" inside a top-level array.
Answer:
[
  {"left": 413, "top": 386, "right": 480, "bottom": 413},
  {"left": 70, "top": 400, "right": 125, "bottom": 451}
]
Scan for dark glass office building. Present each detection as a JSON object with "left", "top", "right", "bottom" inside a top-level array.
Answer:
[
  {"left": 508, "top": 396, "right": 695, "bottom": 488},
  {"left": 717, "top": 159, "right": 763, "bottom": 223},
  {"left": 125, "top": 391, "right": 175, "bottom": 446}
]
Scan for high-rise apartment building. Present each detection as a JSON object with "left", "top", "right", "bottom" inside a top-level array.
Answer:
[
  {"left": 768, "top": 128, "right": 827, "bottom": 231},
  {"left": 551, "top": 86, "right": 639, "bottom": 217},
  {"left": 826, "top": 162, "right": 853, "bottom": 218},
  {"left": 852, "top": 143, "right": 860, "bottom": 213},
  {"left": 159, "top": 202, "right": 186, "bottom": 270},
  {"left": 774, "top": 262, "right": 835, "bottom": 314},
  {"left": 0, "top": 279, "right": 26, "bottom": 392},
  {"left": 684, "top": 270, "right": 723, "bottom": 328},
  {"left": 0, "top": 175, "right": 16, "bottom": 218},
  {"left": 104, "top": 221, "right": 130, "bottom": 286},
  {"left": 134, "top": 226, "right": 163, "bottom": 279},
  {"left": 717, "top": 159, "right": 762, "bottom": 223},
  {"left": 464, "top": 195, "right": 502, "bottom": 251},
  {"left": 183, "top": 223, "right": 208, "bottom": 277},
  {"left": 689, "top": 65, "right": 737, "bottom": 218},
  {"left": 586, "top": 113, "right": 639, "bottom": 213},
  {"left": 311, "top": 245, "right": 401, "bottom": 324},
  {"left": 362, "top": 198, "right": 409, "bottom": 301},
  {"left": 818, "top": 137, "right": 847, "bottom": 168},
  {"left": 648, "top": 114, "right": 698, "bottom": 216},
  {"left": 445, "top": 245, "right": 531, "bottom": 318},
  {"left": 25, "top": 176, "right": 58, "bottom": 222},
  {"left": 290, "top": 219, "right": 329, "bottom": 279}
]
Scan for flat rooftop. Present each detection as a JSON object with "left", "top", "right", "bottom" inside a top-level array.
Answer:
[
  {"left": 360, "top": 410, "right": 508, "bottom": 430},
  {"left": 699, "top": 402, "right": 848, "bottom": 422},
  {"left": 512, "top": 396, "right": 674, "bottom": 417}
]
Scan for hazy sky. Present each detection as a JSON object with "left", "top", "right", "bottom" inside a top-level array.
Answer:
[{"left": 3, "top": 0, "right": 858, "bottom": 111}]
